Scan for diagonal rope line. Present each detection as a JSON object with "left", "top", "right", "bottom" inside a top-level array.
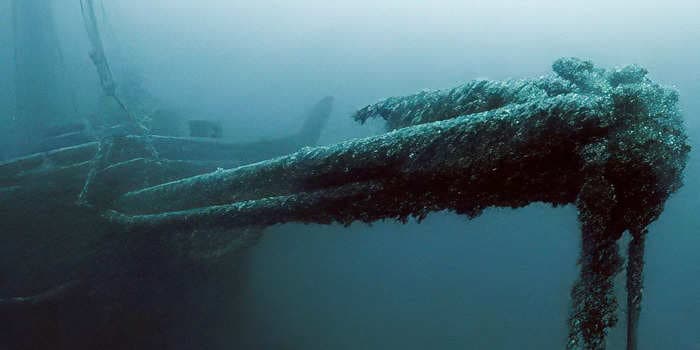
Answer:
[{"left": 77, "top": 0, "right": 160, "bottom": 207}]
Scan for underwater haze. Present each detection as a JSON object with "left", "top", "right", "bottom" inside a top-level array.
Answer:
[{"left": 1, "top": 1, "right": 699, "bottom": 349}]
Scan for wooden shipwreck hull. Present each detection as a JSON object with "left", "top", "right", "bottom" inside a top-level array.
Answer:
[
  {"left": 0, "top": 96, "right": 334, "bottom": 294},
  {"left": 0, "top": 59, "right": 690, "bottom": 350}
]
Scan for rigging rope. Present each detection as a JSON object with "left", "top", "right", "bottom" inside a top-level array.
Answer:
[
  {"left": 78, "top": 0, "right": 159, "bottom": 207},
  {"left": 79, "top": 0, "right": 148, "bottom": 133}
]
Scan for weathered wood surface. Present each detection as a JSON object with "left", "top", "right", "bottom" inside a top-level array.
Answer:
[{"left": 113, "top": 93, "right": 608, "bottom": 222}]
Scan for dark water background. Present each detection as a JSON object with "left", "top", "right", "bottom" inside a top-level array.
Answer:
[{"left": 1, "top": 1, "right": 698, "bottom": 349}]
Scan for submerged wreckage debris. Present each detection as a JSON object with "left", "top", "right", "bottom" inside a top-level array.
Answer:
[{"left": 1, "top": 59, "right": 689, "bottom": 349}]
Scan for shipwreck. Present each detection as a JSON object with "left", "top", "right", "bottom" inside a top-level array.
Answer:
[
  {"left": 1, "top": 57, "right": 690, "bottom": 350},
  {"left": 0, "top": 1, "right": 691, "bottom": 349}
]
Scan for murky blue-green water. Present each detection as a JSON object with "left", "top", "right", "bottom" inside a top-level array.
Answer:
[{"left": 0, "top": 1, "right": 698, "bottom": 349}]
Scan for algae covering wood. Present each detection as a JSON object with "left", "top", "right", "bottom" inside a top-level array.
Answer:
[
  {"left": 109, "top": 58, "right": 688, "bottom": 350},
  {"left": 113, "top": 93, "right": 610, "bottom": 217}
]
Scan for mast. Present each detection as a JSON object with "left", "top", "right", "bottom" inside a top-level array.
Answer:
[
  {"left": 80, "top": 0, "right": 116, "bottom": 99},
  {"left": 80, "top": 0, "right": 146, "bottom": 132}
]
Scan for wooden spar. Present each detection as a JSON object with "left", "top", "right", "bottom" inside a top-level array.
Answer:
[
  {"left": 112, "top": 93, "right": 610, "bottom": 219},
  {"left": 80, "top": 0, "right": 116, "bottom": 98}
]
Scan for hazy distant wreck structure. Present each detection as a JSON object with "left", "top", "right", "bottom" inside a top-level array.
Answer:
[
  {"left": 9, "top": 0, "right": 77, "bottom": 157},
  {"left": 0, "top": 58, "right": 689, "bottom": 349}
]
